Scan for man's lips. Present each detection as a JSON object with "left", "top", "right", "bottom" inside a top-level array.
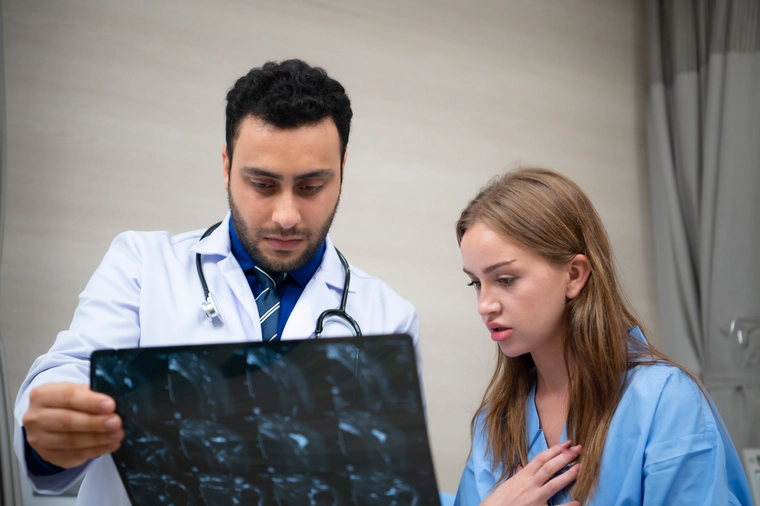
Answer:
[
  {"left": 487, "top": 324, "right": 513, "bottom": 342},
  {"left": 265, "top": 236, "right": 303, "bottom": 251}
]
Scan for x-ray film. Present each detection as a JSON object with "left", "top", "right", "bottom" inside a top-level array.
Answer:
[{"left": 90, "top": 334, "right": 440, "bottom": 506}]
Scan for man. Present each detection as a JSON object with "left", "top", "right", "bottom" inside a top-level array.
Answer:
[{"left": 14, "top": 60, "right": 421, "bottom": 505}]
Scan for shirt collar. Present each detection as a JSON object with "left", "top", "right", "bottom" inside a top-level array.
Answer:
[{"left": 228, "top": 219, "right": 326, "bottom": 287}]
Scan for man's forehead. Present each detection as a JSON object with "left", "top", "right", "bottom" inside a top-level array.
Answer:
[{"left": 236, "top": 115, "right": 338, "bottom": 138}]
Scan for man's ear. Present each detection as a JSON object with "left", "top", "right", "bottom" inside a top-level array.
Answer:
[
  {"left": 340, "top": 150, "right": 348, "bottom": 185},
  {"left": 222, "top": 145, "right": 231, "bottom": 190},
  {"left": 566, "top": 254, "right": 591, "bottom": 299}
]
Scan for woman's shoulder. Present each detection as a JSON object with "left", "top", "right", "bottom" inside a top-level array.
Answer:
[
  {"left": 619, "top": 362, "right": 721, "bottom": 438},
  {"left": 626, "top": 362, "right": 700, "bottom": 397}
]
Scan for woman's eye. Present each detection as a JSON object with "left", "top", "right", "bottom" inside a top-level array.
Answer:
[
  {"left": 498, "top": 277, "right": 516, "bottom": 286},
  {"left": 466, "top": 280, "right": 481, "bottom": 289}
]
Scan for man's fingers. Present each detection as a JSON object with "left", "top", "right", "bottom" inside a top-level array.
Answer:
[
  {"left": 24, "top": 407, "right": 121, "bottom": 435},
  {"left": 29, "top": 383, "right": 115, "bottom": 414},
  {"left": 27, "top": 426, "right": 124, "bottom": 451},
  {"left": 36, "top": 441, "right": 122, "bottom": 470}
]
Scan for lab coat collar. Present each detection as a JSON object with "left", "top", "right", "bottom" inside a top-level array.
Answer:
[
  {"left": 318, "top": 235, "right": 356, "bottom": 294},
  {"left": 189, "top": 212, "right": 262, "bottom": 339},
  {"left": 283, "top": 235, "right": 356, "bottom": 339},
  {"left": 191, "top": 212, "right": 233, "bottom": 257}
]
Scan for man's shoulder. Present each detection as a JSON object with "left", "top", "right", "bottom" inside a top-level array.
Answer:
[
  {"left": 344, "top": 262, "right": 413, "bottom": 306},
  {"left": 108, "top": 227, "right": 206, "bottom": 253}
]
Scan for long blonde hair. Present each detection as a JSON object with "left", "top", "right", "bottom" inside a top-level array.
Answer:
[{"left": 456, "top": 168, "right": 691, "bottom": 503}]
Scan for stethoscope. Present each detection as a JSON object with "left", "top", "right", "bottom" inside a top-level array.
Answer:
[{"left": 195, "top": 222, "right": 362, "bottom": 338}]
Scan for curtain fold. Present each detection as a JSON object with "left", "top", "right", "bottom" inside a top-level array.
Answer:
[
  {"left": 647, "top": 0, "right": 760, "bottom": 459},
  {"left": 0, "top": 0, "right": 24, "bottom": 504}
]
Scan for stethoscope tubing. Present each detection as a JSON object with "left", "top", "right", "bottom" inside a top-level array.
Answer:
[{"left": 196, "top": 222, "right": 361, "bottom": 337}]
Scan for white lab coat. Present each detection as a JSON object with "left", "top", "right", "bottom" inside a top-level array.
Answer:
[{"left": 14, "top": 213, "right": 421, "bottom": 505}]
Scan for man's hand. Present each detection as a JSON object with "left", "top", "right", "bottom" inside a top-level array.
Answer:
[
  {"left": 23, "top": 382, "right": 124, "bottom": 469},
  {"left": 481, "top": 441, "right": 582, "bottom": 506}
]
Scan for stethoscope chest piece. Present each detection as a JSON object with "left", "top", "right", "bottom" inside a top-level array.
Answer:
[{"left": 201, "top": 292, "right": 224, "bottom": 323}]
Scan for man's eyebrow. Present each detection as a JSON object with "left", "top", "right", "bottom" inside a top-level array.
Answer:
[
  {"left": 239, "top": 167, "right": 335, "bottom": 181},
  {"left": 462, "top": 260, "right": 517, "bottom": 276},
  {"left": 240, "top": 167, "right": 282, "bottom": 180},
  {"left": 293, "top": 169, "right": 334, "bottom": 181}
]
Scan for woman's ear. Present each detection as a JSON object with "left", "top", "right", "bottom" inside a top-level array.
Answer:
[{"left": 566, "top": 254, "right": 591, "bottom": 299}]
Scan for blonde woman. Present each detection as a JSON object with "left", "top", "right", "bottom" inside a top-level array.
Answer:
[{"left": 454, "top": 168, "right": 752, "bottom": 505}]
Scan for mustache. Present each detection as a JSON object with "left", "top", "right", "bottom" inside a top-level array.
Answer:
[{"left": 258, "top": 227, "right": 312, "bottom": 239}]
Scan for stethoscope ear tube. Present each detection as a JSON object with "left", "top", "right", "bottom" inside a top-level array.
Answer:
[
  {"left": 315, "top": 249, "right": 362, "bottom": 338},
  {"left": 196, "top": 222, "right": 223, "bottom": 322}
]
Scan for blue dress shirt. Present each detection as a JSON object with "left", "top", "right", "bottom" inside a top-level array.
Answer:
[
  {"left": 454, "top": 327, "right": 754, "bottom": 505},
  {"left": 228, "top": 219, "right": 325, "bottom": 338}
]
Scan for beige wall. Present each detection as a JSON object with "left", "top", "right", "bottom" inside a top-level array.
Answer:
[{"left": 1, "top": 0, "right": 651, "bottom": 493}]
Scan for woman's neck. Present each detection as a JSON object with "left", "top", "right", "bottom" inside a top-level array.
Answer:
[
  {"left": 533, "top": 344, "right": 571, "bottom": 394},
  {"left": 532, "top": 345, "right": 572, "bottom": 447}
]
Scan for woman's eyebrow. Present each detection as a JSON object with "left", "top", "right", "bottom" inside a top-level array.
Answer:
[{"left": 463, "top": 259, "right": 516, "bottom": 276}]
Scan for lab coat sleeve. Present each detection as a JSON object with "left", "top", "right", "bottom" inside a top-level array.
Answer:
[
  {"left": 641, "top": 371, "right": 750, "bottom": 505},
  {"left": 454, "top": 453, "right": 484, "bottom": 506},
  {"left": 400, "top": 307, "right": 422, "bottom": 371},
  {"left": 14, "top": 231, "right": 146, "bottom": 493}
]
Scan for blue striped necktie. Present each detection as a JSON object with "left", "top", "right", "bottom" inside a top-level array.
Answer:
[{"left": 250, "top": 266, "right": 286, "bottom": 342}]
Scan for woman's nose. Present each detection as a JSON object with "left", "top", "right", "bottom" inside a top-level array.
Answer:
[{"left": 477, "top": 288, "right": 499, "bottom": 316}]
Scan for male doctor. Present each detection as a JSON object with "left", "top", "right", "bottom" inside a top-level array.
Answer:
[{"left": 14, "top": 59, "right": 421, "bottom": 504}]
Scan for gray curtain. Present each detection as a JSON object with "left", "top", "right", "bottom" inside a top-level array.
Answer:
[
  {"left": 0, "top": 0, "right": 24, "bottom": 504},
  {"left": 647, "top": 0, "right": 760, "bottom": 462}
]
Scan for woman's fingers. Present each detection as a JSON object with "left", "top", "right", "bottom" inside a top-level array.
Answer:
[
  {"left": 522, "top": 441, "right": 582, "bottom": 480},
  {"left": 542, "top": 462, "right": 581, "bottom": 497},
  {"left": 523, "top": 441, "right": 572, "bottom": 473},
  {"left": 484, "top": 443, "right": 582, "bottom": 506},
  {"left": 533, "top": 444, "right": 582, "bottom": 483}
]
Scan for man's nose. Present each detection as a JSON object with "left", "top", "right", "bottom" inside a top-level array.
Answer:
[{"left": 272, "top": 191, "right": 301, "bottom": 230}]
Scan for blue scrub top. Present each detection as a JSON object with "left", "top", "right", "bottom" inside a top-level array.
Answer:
[{"left": 454, "top": 327, "right": 754, "bottom": 505}]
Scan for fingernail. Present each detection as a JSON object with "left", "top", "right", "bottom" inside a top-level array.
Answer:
[
  {"left": 571, "top": 444, "right": 582, "bottom": 451},
  {"left": 104, "top": 416, "right": 120, "bottom": 429},
  {"left": 561, "top": 440, "right": 572, "bottom": 447},
  {"left": 100, "top": 399, "right": 114, "bottom": 411}
]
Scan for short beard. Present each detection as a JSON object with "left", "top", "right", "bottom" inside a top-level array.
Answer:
[{"left": 228, "top": 189, "right": 339, "bottom": 273}]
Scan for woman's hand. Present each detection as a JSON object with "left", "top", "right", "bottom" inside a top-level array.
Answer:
[{"left": 481, "top": 441, "right": 582, "bottom": 506}]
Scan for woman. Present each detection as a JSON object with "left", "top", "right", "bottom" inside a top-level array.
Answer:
[{"left": 454, "top": 168, "right": 752, "bottom": 505}]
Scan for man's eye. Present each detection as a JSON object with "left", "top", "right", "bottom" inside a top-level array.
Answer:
[
  {"left": 300, "top": 184, "right": 323, "bottom": 193},
  {"left": 251, "top": 181, "right": 273, "bottom": 190}
]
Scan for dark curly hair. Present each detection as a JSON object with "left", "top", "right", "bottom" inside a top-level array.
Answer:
[{"left": 225, "top": 59, "right": 352, "bottom": 171}]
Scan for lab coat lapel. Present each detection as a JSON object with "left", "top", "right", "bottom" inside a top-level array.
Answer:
[
  {"left": 191, "top": 213, "right": 262, "bottom": 340},
  {"left": 282, "top": 235, "right": 345, "bottom": 340}
]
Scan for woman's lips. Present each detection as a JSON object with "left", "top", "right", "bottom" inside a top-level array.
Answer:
[{"left": 489, "top": 327, "right": 513, "bottom": 342}]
